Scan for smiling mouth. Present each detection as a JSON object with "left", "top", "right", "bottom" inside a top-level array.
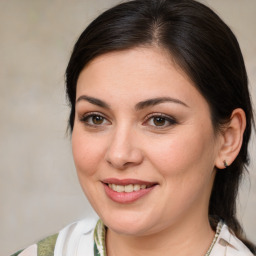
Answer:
[
  {"left": 102, "top": 179, "right": 158, "bottom": 203},
  {"left": 107, "top": 183, "right": 154, "bottom": 193}
]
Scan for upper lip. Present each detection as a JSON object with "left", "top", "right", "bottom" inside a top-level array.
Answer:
[{"left": 102, "top": 178, "right": 158, "bottom": 186}]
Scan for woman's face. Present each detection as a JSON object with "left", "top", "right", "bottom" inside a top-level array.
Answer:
[{"left": 72, "top": 47, "right": 222, "bottom": 236}]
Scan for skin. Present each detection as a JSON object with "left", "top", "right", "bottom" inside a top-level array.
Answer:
[{"left": 72, "top": 47, "right": 241, "bottom": 256}]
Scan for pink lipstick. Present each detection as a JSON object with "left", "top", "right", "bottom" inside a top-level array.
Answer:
[{"left": 102, "top": 178, "right": 157, "bottom": 204}]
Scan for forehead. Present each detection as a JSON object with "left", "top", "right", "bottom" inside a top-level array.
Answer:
[{"left": 76, "top": 47, "right": 207, "bottom": 110}]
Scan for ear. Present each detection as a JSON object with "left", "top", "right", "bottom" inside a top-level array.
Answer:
[{"left": 215, "top": 108, "right": 246, "bottom": 169}]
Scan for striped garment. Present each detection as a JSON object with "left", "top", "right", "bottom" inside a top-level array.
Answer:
[
  {"left": 11, "top": 218, "right": 105, "bottom": 256},
  {"left": 11, "top": 218, "right": 253, "bottom": 256}
]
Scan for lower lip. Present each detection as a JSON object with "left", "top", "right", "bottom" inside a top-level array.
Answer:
[{"left": 103, "top": 183, "right": 156, "bottom": 204}]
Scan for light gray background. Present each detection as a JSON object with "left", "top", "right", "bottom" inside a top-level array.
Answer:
[{"left": 1, "top": 0, "right": 255, "bottom": 255}]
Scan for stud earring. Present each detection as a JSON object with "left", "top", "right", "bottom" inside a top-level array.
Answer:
[{"left": 223, "top": 160, "right": 228, "bottom": 168}]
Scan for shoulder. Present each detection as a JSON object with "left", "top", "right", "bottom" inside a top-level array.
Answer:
[
  {"left": 11, "top": 234, "right": 58, "bottom": 256},
  {"left": 211, "top": 223, "right": 255, "bottom": 256},
  {"left": 11, "top": 218, "right": 98, "bottom": 256},
  {"left": 54, "top": 217, "right": 97, "bottom": 256}
]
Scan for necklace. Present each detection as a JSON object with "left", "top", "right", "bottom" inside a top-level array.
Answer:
[
  {"left": 99, "top": 219, "right": 223, "bottom": 256},
  {"left": 205, "top": 221, "right": 223, "bottom": 256}
]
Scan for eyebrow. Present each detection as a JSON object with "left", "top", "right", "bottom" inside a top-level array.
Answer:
[
  {"left": 76, "top": 95, "right": 110, "bottom": 109},
  {"left": 76, "top": 95, "right": 188, "bottom": 110},
  {"left": 135, "top": 97, "right": 189, "bottom": 110}
]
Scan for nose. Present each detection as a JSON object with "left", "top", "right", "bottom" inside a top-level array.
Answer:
[{"left": 105, "top": 126, "right": 143, "bottom": 170}]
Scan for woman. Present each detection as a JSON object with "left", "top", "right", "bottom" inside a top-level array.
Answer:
[{"left": 12, "top": 0, "right": 255, "bottom": 255}]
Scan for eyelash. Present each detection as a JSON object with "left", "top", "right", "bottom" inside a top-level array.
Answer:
[
  {"left": 79, "top": 112, "right": 177, "bottom": 129},
  {"left": 79, "top": 112, "right": 111, "bottom": 127},
  {"left": 143, "top": 113, "right": 177, "bottom": 129}
]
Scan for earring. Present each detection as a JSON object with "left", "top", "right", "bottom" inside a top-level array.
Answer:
[{"left": 223, "top": 160, "right": 228, "bottom": 168}]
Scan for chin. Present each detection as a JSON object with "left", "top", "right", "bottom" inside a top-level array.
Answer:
[
  {"left": 100, "top": 211, "right": 157, "bottom": 236},
  {"left": 108, "top": 222, "right": 150, "bottom": 236}
]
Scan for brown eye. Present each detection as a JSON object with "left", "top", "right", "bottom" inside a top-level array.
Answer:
[
  {"left": 92, "top": 115, "right": 104, "bottom": 125},
  {"left": 153, "top": 117, "right": 166, "bottom": 126},
  {"left": 143, "top": 114, "right": 177, "bottom": 129},
  {"left": 80, "top": 113, "right": 110, "bottom": 127}
]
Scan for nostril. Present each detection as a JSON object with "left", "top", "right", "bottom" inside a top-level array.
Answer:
[{"left": 104, "top": 136, "right": 144, "bottom": 169}]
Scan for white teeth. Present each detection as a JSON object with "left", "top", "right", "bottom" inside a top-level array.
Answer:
[
  {"left": 108, "top": 184, "right": 149, "bottom": 192},
  {"left": 133, "top": 184, "right": 140, "bottom": 191},
  {"left": 125, "top": 184, "right": 133, "bottom": 192},
  {"left": 116, "top": 185, "right": 125, "bottom": 192}
]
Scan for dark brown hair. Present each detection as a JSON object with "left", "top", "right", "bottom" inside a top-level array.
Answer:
[{"left": 65, "top": 0, "right": 255, "bottom": 252}]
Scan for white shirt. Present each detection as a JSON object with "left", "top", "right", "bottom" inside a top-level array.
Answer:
[{"left": 16, "top": 218, "right": 254, "bottom": 256}]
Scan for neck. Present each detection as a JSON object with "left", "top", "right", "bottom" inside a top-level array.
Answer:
[{"left": 106, "top": 215, "right": 215, "bottom": 256}]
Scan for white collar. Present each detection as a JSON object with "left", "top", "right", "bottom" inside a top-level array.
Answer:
[
  {"left": 55, "top": 218, "right": 254, "bottom": 256},
  {"left": 210, "top": 223, "right": 254, "bottom": 256}
]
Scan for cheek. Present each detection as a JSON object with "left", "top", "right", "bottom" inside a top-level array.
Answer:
[
  {"left": 147, "top": 126, "right": 216, "bottom": 178},
  {"left": 72, "top": 130, "right": 105, "bottom": 177}
]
